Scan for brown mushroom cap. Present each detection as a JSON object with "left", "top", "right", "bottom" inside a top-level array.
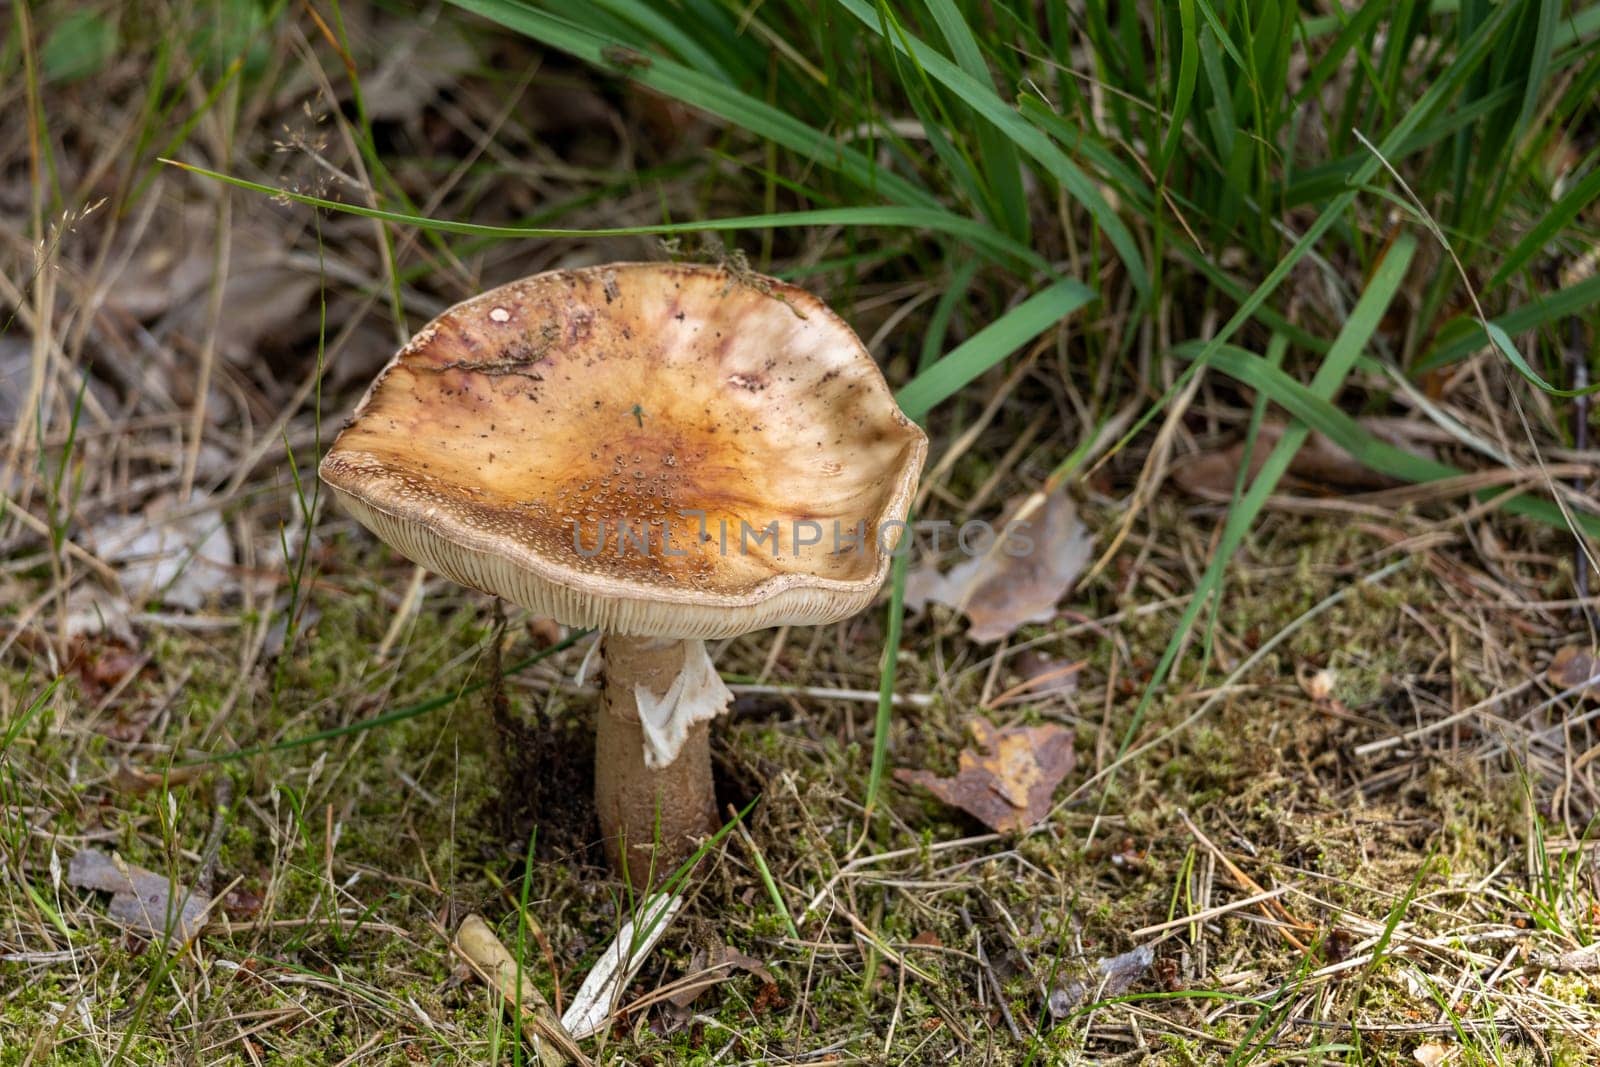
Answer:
[{"left": 320, "top": 262, "right": 927, "bottom": 638}]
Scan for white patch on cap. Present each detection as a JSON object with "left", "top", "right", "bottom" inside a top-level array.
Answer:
[{"left": 489, "top": 307, "right": 511, "bottom": 323}]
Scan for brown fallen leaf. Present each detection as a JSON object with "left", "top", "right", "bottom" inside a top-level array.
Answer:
[
  {"left": 67, "top": 849, "right": 208, "bottom": 946},
  {"left": 905, "top": 489, "right": 1092, "bottom": 643},
  {"left": 666, "top": 940, "right": 777, "bottom": 1010},
  {"left": 1171, "top": 419, "right": 1430, "bottom": 499},
  {"left": 895, "top": 717, "right": 1074, "bottom": 833},
  {"left": 1548, "top": 645, "right": 1599, "bottom": 693}
]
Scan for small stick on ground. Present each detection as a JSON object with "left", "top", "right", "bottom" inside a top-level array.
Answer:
[
  {"left": 1529, "top": 942, "right": 1600, "bottom": 975},
  {"left": 1178, "top": 809, "right": 1311, "bottom": 952},
  {"left": 961, "top": 905, "right": 1022, "bottom": 1041},
  {"left": 454, "top": 914, "right": 588, "bottom": 1067}
]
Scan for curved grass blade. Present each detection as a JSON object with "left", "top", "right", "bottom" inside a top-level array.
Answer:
[
  {"left": 1417, "top": 272, "right": 1600, "bottom": 374},
  {"left": 895, "top": 278, "right": 1096, "bottom": 420},
  {"left": 1197, "top": 343, "right": 1600, "bottom": 537},
  {"left": 162, "top": 159, "right": 1050, "bottom": 272}
]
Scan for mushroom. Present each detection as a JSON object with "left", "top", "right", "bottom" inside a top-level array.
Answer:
[{"left": 319, "top": 262, "right": 926, "bottom": 887}]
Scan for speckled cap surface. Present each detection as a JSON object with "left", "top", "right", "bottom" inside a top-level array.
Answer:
[{"left": 319, "top": 262, "right": 927, "bottom": 638}]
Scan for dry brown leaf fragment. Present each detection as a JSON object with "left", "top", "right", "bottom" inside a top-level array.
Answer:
[
  {"left": 66, "top": 849, "right": 208, "bottom": 946},
  {"left": 666, "top": 941, "right": 778, "bottom": 1010},
  {"left": 1171, "top": 419, "right": 1430, "bottom": 499},
  {"left": 1548, "top": 645, "right": 1599, "bottom": 692},
  {"left": 904, "top": 489, "right": 1091, "bottom": 643},
  {"left": 109, "top": 760, "right": 201, "bottom": 796},
  {"left": 895, "top": 717, "right": 1074, "bottom": 833},
  {"left": 1413, "top": 1042, "right": 1453, "bottom": 1067}
]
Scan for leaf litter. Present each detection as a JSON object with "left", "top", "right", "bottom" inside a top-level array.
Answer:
[
  {"left": 1547, "top": 645, "right": 1598, "bottom": 693},
  {"left": 1047, "top": 942, "right": 1157, "bottom": 1017},
  {"left": 1170, "top": 418, "right": 1435, "bottom": 498},
  {"left": 66, "top": 848, "right": 209, "bottom": 947},
  {"left": 905, "top": 488, "right": 1092, "bottom": 642},
  {"left": 895, "top": 716, "right": 1075, "bottom": 833},
  {"left": 86, "top": 490, "right": 236, "bottom": 610}
]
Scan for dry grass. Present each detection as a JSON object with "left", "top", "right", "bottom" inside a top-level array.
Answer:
[{"left": 2, "top": 3, "right": 1598, "bottom": 1065}]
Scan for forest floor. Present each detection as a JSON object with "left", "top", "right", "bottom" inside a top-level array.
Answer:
[{"left": 2, "top": 2, "right": 1598, "bottom": 1065}]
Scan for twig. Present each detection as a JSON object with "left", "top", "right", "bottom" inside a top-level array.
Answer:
[
  {"left": 1528, "top": 942, "right": 1600, "bottom": 975},
  {"left": 960, "top": 906, "right": 1022, "bottom": 1041},
  {"left": 726, "top": 683, "right": 932, "bottom": 708},
  {"left": 1129, "top": 886, "right": 1291, "bottom": 939},
  {"left": 1177, "top": 810, "right": 1310, "bottom": 952}
]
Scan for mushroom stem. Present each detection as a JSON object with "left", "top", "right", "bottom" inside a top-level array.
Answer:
[{"left": 595, "top": 635, "right": 723, "bottom": 888}]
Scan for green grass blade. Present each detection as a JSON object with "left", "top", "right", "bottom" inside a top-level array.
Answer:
[
  {"left": 163, "top": 159, "right": 1050, "bottom": 271},
  {"left": 1197, "top": 343, "right": 1600, "bottom": 537},
  {"left": 831, "top": 0, "right": 1151, "bottom": 298},
  {"left": 1418, "top": 272, "right": 1600, "bottom": 374},
  {"left": 1487, "top": 164, "right": 1600, "bottom": 291},
  {"left": 1113, "top": 235, "right": 1419, "bottom": 760},
  {"left": 1514, "top": 0, "right": 1561, "bottom": 142},
  {"left": 863, "top": 546, "right": 909, "bottom": 821},
  {"left": 447, "top": 0, "right": 938, "bottom": 208},
  {"left": 923, "top": 0, "right": 1030, "bottom": 241},
  {"left": 895, "top": 278, "right": 1096, "bottom": 420},
  {"left": 1156, "top": 0, "right": 1199, "bottom": 183},
  {"left": 918, "top": 257, "right": 980, "bottom": 371}
]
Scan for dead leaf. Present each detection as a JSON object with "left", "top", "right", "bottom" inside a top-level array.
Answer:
[
  {"left": 1048, "top": 942, "right": 1156, "bottom": 1015},
  {"left": 750, "top": 980, "right": 787, "bottom": 1014},
  {"left": 66, "top": 848, "right": 208, "bottom": 945},
  {"left": 526, "top": 616, "right": 563, "bottom": 649},
  {"left": 666, "top": 941, "right": 777, "bottom": 1010},
  {"left": 1014, "top": 650, "right": 1080, "bottom": 696},
  {"left": 895, "top": 717, "right": 1074, "bottom": 833},
  {"left": 1413, "top": 1042, "right": 1453, "bottom": 1067},
  {"left": 1298, "top": 665, "right": 1337, "bottom": 702},
  {"left": 905, "top": 489, "right": 1092, "bottom": 643},
  {"left": 985, "top": 650, "right": 1083, "bottom": 709},
  {"left": 361, "top": 23, "right": 475, "bottom": 122},
  {"left": 1171, "top": 419, "right": 1429, "bottom": 498},
  {"left": 0, "top": 335, "right": 32, "bottom": 433},
  {"left": 61, "top": 584, "right": 134, "bottom": 643},
  {"left": 69, "top": 637, "right": 145, "bottom": 697},
  {"left": 1097, "top": 943, "right": 1155, "bottom": 996},
  {"left": 115, "top": 202, "right": 319, "bottom": 373},
  {"left": 88, "top": 491, "right": 236, "bottom": 610},
  {"left": 221, "top": 885, "right": 265, "bottom": 921},
  {"left": 1548, "top": 645, "right": 1599, "bottom": 692}
]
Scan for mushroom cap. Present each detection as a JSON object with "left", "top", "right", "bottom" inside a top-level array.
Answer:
[{"left": 319, "top": 262, "right": 928, "bottom": 638}]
